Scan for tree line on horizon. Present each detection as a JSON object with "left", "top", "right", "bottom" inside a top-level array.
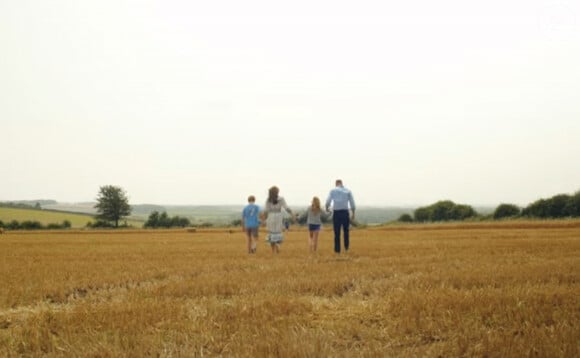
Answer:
[
  {"left": 0, "top": 219, "right": 71, "bottom": 231},
  {"left": 2, "top": 187, "right": 580, "bottom": 230},
  {"left": 397, "top": 190, "right": 580, "bottom": 223}
]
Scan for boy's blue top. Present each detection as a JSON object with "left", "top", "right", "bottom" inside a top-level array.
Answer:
[{"left": 242, "top": 204, "right": 260, "bottom": 228}]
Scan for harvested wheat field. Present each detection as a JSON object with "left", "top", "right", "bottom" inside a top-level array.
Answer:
[{"left": 0, "top": 221, "right": 579, "bottom": 357}]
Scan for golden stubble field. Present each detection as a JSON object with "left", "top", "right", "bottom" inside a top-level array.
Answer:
[{"left": 0, "top": 221, "right": 578, "bottom": 357}]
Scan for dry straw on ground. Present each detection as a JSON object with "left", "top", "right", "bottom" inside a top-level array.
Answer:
[{"left": 0, "top": 221, "right": 578, "bottom": 357}]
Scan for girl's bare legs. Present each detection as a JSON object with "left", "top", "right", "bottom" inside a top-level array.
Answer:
[
  {"left": 312, "top": 231, "right": 320, "bottom": 252},
  {"left": 309, "top": 231, "right": 315, "bottom": 253}
]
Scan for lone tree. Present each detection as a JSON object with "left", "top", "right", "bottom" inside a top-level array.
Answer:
[{"left": 94, "top": 185, "right": 132, "bottom": 228}]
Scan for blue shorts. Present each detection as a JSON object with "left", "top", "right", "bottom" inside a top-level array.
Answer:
[
  {"left": 308, "top": 224, "right": 321, "bottom": 232},
  {"left": 245, "top": 227, "right": 259, "bottom": 238}
]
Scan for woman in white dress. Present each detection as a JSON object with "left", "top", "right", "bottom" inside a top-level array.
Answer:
[{"left": 261, "top": 186, "right": 294, "bottom": 254}]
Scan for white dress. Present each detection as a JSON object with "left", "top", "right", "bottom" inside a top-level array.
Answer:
[{"left": 264, "top": 197, "right": 291, "bottom": 244}]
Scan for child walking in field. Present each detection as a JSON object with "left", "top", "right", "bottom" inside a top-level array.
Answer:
[
  {"left": 242, "top": 195, "right": 260, "bottom": 254},
  {"left": 306, "top": 196, "right": 326, "bottom": 254},
  {"left": 261, "top": 186, "right": 294, "bottom": 254}
]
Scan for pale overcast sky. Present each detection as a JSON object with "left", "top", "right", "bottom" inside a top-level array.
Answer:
[{"left": 1, "top": 0, "right": 579, "bottom": 207}]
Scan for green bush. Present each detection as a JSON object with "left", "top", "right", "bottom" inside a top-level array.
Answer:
[
  {"left": 20, "top": 221, "right": 43, "bottom": 230},
  {"left": 522, "top": 191, "right": 580, "bottom": 218},
  {"left": 413, "top": 200, "right": 478, "bottom": 222},
  {"left": 87, "top": 220, "right": 115, "bottom": 228},
  {"left": 493, "top": 203, "right": 520, "bottom": 219},
  {"left": 413, "top": 207, "right": 431, "bottom": 222},
  {"left": 144, "top": 211, "right": 191, "bottom": 228},
  {"left": 398, "top": 213, "right": 414, "bottom": 222},
  {"left": 564, "top": 191, "right": 580, "bottom": 216}
]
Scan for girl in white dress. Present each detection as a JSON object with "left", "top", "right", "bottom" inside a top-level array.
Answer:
[{"left": 261, "top": 186, "right": 294, "bottom": 254}]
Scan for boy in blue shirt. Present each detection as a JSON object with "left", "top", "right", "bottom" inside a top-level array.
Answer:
[{"left": 242, "top": 195, "right": 260, "bottom": 254}]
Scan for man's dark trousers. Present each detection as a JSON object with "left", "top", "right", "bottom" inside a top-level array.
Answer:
[{"left": 333, "top": 210, "right": 350, "bottom": 253}]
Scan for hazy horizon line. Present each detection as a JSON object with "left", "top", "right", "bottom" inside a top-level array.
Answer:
[{"left": 1, "top": 199, "right": 503, "bottom": 209}]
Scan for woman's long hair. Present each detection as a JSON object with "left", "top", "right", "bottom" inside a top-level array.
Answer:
[
  {"left": 268, "top": 186, "right": 279, "bottom": 205},
  {"left": 311, "top": 196, "right": 321, "bottom": 214}
]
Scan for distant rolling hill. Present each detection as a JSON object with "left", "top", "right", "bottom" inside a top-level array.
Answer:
[
  {"left": 0, "top": 207, "right": 94, "bottom": 228},
  {"left": 42, "top": 202, "right": 97, "bottom": 215},
  {"left": 40, "top": 202, "right": 415, "bottom": 225},
  {"left": 4, "top": 198, "right": 498, "bottom": 227},
  {"left": 42, "top": 203, "right": 238, "bottom": 224},
  {"left": 0, "top": 206, "right": 147, "bottom": 229},
  {"left": 6, "top": 199, "right": 496, "bottom": 227}
]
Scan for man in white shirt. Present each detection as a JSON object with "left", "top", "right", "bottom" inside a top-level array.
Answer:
[{"left": 325, "top": 179, "right": 356, "bottom": 254}]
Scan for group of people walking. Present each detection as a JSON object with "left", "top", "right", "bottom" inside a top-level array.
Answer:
[{"left": 241, "top": 179, "right": 356, "bottom": 255}]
